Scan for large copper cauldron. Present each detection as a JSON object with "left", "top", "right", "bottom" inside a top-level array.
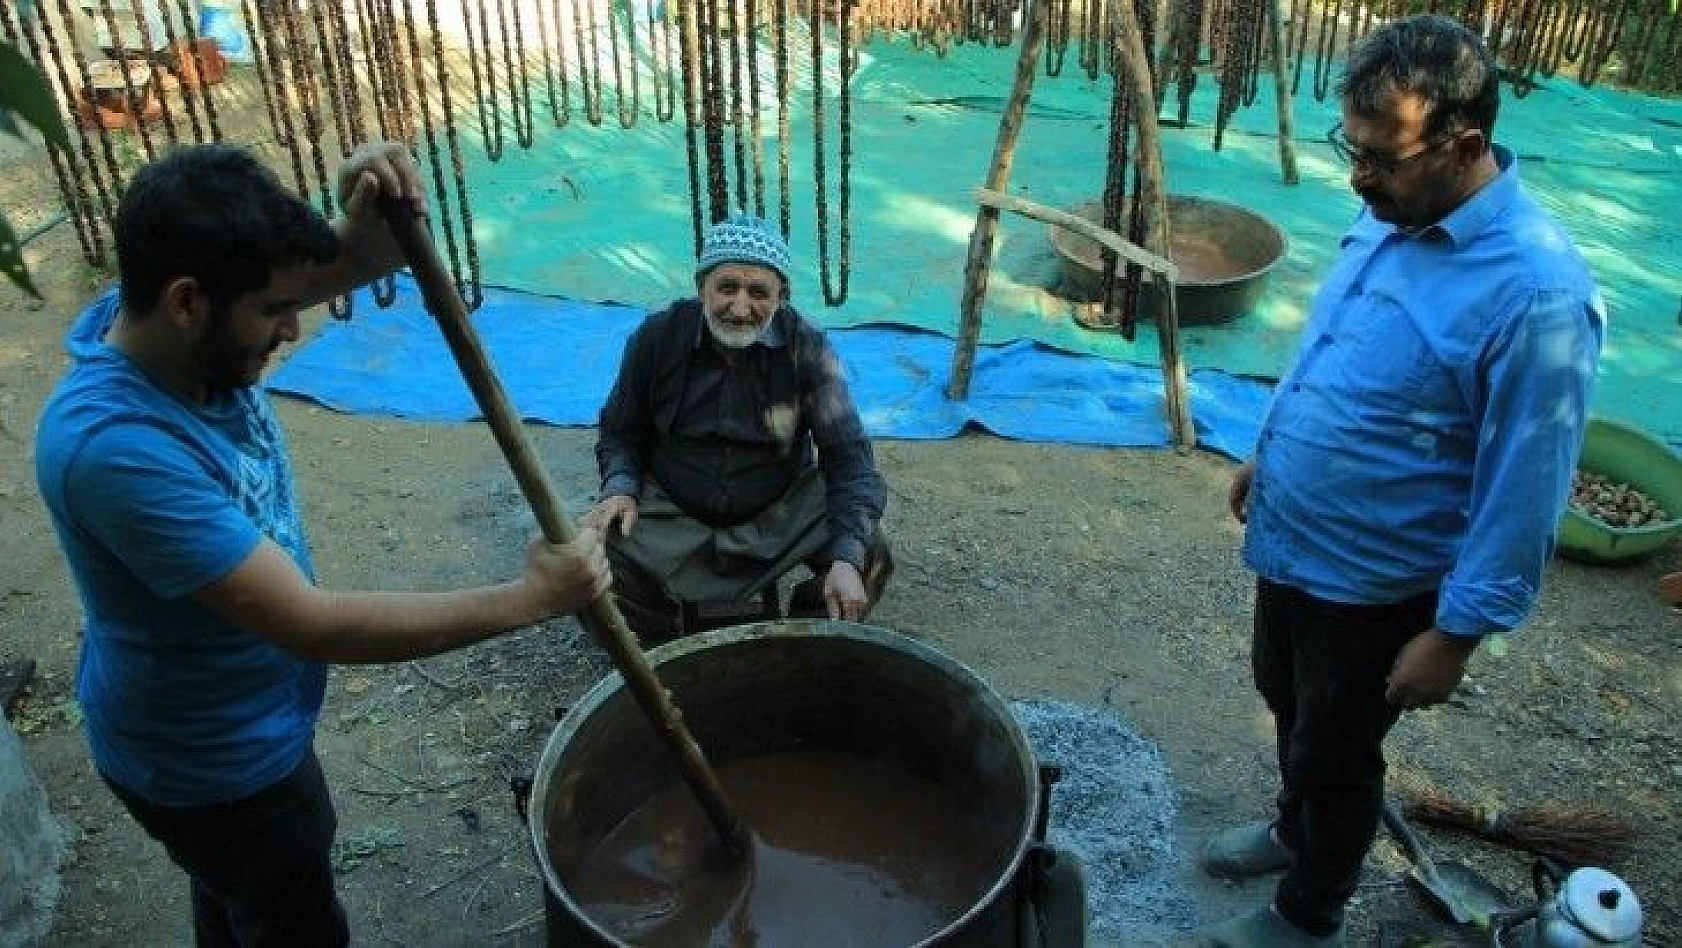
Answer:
[
  {"left": 523, "top": 620, "right": 1082, "bottom": 946},
  {"left": 1051, "top": 195, "right": 1287, "bottom": 327}
]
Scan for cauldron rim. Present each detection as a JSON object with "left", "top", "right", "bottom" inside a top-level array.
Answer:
[
  {"left": 526, "top": 620, "right": 1043, "bottom": 947},
  {"left": 1049, "top": 193, "right": 1290, "bottom": 289}
]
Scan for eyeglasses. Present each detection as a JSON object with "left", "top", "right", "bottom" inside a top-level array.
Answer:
[{"left": 1326, "top": 122, "right": 1453, "bottom": 176}]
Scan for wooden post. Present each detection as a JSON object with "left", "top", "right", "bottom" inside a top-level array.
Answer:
[
  {"left": 1266, "top": 0, "right": 1300, "bottom": 184},
  {"left": 1111, "top": 3, "right": 1197, "bottom": 450},
  {"left": 946, "top": 0, "right": 1047, "bottom": 401}
]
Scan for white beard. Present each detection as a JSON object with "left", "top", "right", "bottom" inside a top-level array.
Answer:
[{"left": 705, "top": 309, "right": 767, "bottom": 349}]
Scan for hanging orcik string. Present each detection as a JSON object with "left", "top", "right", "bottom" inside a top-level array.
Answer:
[
  {"left": 677, "top": 0, "right": 708, "bottom": 250},
  {"left": 240, "top": 0, "right": 287, "bottom": 142},
  {"left": 93, "top": 0, "right": 161, "bottom": 157},
  {"left": 810, "top": 0, "right": 854, "bottom": 305},
  {"left": 697, "top": 0, "right": 733, "bottom": 219},
  {"left": 19, "top": 0, "right": 1680, "bottom": 305},
  {"left": 1212, "top": 0, "right": 1262, "bottom": 148},
  {"left": 381, "top": 0, "right": 420, "bottom": 145},
  {"left": 112, "top": 0, "right": 184, "bottom": 147},
  {"left": 1044, "top": 0, "right": 1073, "bottom": 75},
  {"left": 723, "top": 0, "right": 750, "bottom": 210},
  {"left": 1099, "top": 0, "right": 1157, "bottom": 341},
  {"left": 273, "top": 0, "right": 357, "bottom": 317},
  {"left": 155, "top": 0, "right": 205, "bottom": 143},
  {"left": 1100, "top": 21, "right": 1140, "bottom": 341},
  {"left": 606, "top": 0, "right": 641, "bottom": 127},
  {"left": 535, "top": 0, "right": 574, "bottom": 127},
  {"left": 412, "top": 0, "right": 486, "bottom": 310},
  {"left": 574, "top": 0, "right": 607, "bottom": 124},
  {"left": 499, "top": 0, "right": 538, "bottom": 145},
  {"left": 307, "top": 0, "right": 352, "bottom": 158},
  {"left": 1286, "top": 0, "right": 1311, "bottom": 94},
  {"left": 463, "top": 0, "right": 508, "bottom": 158},
  {"left": 1169, "top": 0, "right": 1206, "bottom": 125},
  {"left": 743, "top": 0, "right": 768, "bottom": 218},
  {"left": 319, "top": 1, "right": 362, "bottom": 149},
  {"left": 772, "top": 0, "right": 793, "bottom": 235},
  {"left": 352, "top": 0, "right": 391, "bottom": 139},
  {"left": 182, "top": 0, "right": 227, "bottom": 140},
  {"left": 649, "top": 0, "right": 679, "bottom": 122},
  {"left": 1077, "top": 0, "right": 1104, "bottom": 79},
  {"left": 1, "top": 1, "right": 105, "bottom": 265}
]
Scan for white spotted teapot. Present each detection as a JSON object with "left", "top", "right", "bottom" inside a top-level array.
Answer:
[{"left": 1502, "top": 865, "right": 1643, "bottom": 948}]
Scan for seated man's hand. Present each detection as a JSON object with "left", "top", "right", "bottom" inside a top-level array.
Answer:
[
  {"left": 824, "top": 561, "right": 869, "bottom": 621},
  {"left": 583, "top": 494, "right": 639, "bottom": 537},
  {"left": 524, "top": 529, "right": 612, "bottom": 617}
]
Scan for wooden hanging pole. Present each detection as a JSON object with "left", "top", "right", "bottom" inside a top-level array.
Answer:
[
  {"left": 1266, "top": 0, "right": 1300, "bottom": 184},
  {"left": 948, "top": 0, "right": 1194, "bottom": 450},
  {"left": 1110, "top": 0, "right": 1196, "bottom": 451},
  {"left": 946, "top": 0, "right": 1047, "bottom": 401}
]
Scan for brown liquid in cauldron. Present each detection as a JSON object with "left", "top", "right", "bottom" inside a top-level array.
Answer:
[
  {"left": 1169, "top": 234, "right": 1246, "bottom": 283},
  {"left": 563, "top": 749, "right": 1004, "bottom": 946}
]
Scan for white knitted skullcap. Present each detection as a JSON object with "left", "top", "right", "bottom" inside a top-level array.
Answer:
[{"left": 695, "top": 213, "right": 792, "bottom": 286}]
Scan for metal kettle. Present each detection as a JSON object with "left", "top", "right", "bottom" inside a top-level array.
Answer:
[{"left": 1499, "top": 864, "right": 1643, "bottom": 948}]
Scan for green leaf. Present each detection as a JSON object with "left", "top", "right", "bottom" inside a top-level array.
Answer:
[
  {"left": 0, "top": 209, "right": 43, "bottom": 298},
  {"left": 0, "top": 40, "right": 69, "bottom": 151}
]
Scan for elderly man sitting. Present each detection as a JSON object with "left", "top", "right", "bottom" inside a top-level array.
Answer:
[{"left": 584, "top": 213, "right": 893, "bottom": 643}]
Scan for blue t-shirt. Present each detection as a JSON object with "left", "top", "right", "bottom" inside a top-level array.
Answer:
[{"left": 35, "top": 290, "right": 327, "bottom": 806}]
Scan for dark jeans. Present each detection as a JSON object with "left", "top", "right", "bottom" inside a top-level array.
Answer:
[
  {"left": 1252, "top": 579, "right": 1436, "bottom": 935},
  {"left": 103, "top": 749, "right": 349, "bottom": 948}
]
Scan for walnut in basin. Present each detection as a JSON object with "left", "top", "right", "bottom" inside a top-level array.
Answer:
[{"left": 1557, "top": 418, "right": 1682, "bottom": 565}]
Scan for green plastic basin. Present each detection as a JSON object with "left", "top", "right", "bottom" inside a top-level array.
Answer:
[{"left": 1557, "top": 418, "right": 1682, "bottom": 565}]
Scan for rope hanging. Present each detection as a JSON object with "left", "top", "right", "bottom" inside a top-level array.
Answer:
[
  {"left": 649, "top": 0, "right": 679, "bottom": 121},
  {"left": 536, "top": 0, "right": 574, "bottom": 127},
  {"left": 463, "top": 0, "right": 507, "bottom": 158},
  {"left": 810, "top": 0, "right": 855, "bottom": 305},
  {"left": 156, "top": 0, "right": 206, "bottom": 142},
  {"left": 500, "top": 0, "right": 538, "bottom": 145},
  {"left": 606, "top": 0, "right": 642, "bottom": 127},
  {"left": 1, "top": 1, "right": 105, "bottom": 265},
  {"left": 15, "top": 0, "right": 1678, "bottom": 309},
  {"left": 574, "top": 0, "right": 606, "bottom": 124}
]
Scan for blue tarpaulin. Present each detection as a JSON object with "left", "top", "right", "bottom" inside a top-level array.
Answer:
[{"left": 267, "top": 275, "right": 1274, "bottom": 459}]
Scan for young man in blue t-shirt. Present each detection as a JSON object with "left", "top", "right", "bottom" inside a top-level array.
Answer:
[{"left": 34, "top": 141, "right": 611, "bottom": 946}]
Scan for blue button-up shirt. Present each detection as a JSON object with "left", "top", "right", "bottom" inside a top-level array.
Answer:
[{"left": 1243, "top": 146, "right": 1604, "bottom": 638}]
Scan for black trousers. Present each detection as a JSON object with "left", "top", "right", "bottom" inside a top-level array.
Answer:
[
  {"left": 1252, "top": 579, "right": 1437, "bottom": 935},
  {"left": 104, "top": 748, "right": 349, "bottom": 948}
]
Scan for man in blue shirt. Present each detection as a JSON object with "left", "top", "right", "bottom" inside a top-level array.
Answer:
[
  {"left": 35, "top": 142, "right": 611, "bottom": 946},
  {"left": 1198, "top": 15, "right": 1603, "bottom": 947}
]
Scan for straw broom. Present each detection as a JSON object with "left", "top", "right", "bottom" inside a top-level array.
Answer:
[{"left": 1399, "top": 785, "right": 1638, "bottom": 867}]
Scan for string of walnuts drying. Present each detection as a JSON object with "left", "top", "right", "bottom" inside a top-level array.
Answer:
[{"left": 1569, "top": 471, "right": 1674, "bottom": 529}]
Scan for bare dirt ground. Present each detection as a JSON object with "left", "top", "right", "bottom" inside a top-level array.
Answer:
[{"left": 3, "top": 88, "right": 1679, "bottom": 948}]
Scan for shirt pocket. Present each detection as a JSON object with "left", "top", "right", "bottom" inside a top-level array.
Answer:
[{"left": 1326, "top": 290, "right": 1445, "bottom": 414}]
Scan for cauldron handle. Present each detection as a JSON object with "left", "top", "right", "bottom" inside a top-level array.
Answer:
[
  {"left": 381, "top": 199, "right": 749, "bottom": 853},
  {"left": 510, "top": 775, "right": 532, "bottom": 825}
]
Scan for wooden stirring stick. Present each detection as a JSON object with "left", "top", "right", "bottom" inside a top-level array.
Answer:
[{"left": 380, "top": 200, "right": 749, "bottom": 852}]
